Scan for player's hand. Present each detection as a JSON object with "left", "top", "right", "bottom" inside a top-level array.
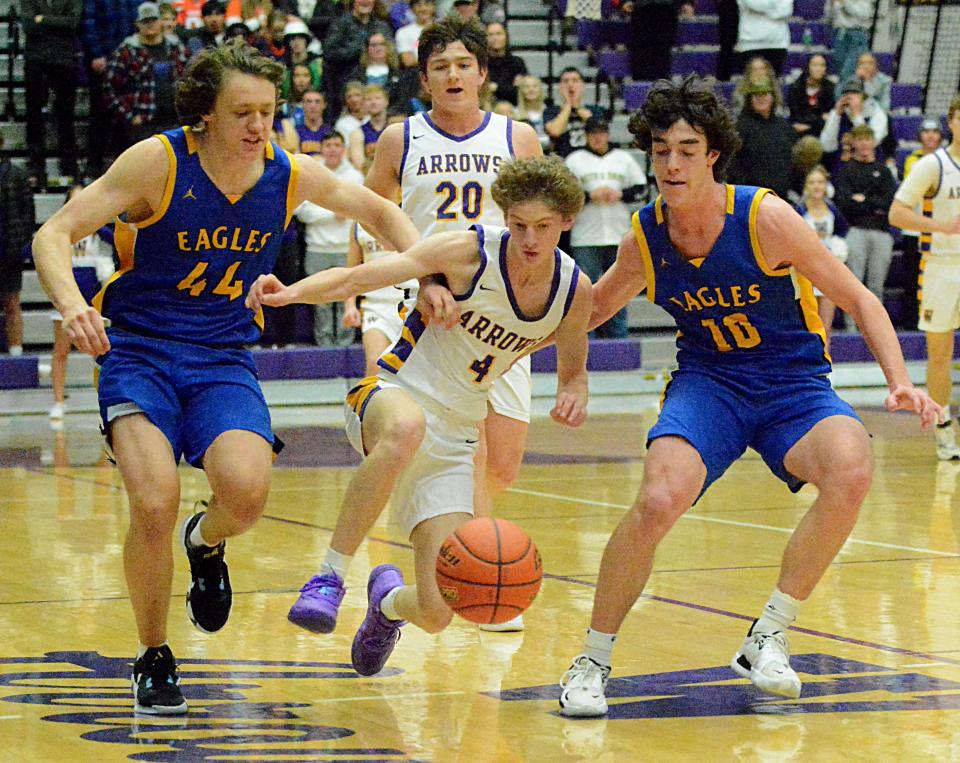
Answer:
[
  {"left": 940, "top": 216, "right": 960, "bottom": 235},
  {"left": 63, "top": 305, "right": 110, "bottom": 358},
  {"left": 246, "top": 274, "right": 294, "bottom": 310},
  {"left": 884, "top": 384, "right": 943, "bottom": 431},
  {"left": 551, "top": 388, "right": 587, "bottom": 428},
  {"left": 417, "top": 281, "right": 460, "bottom": 329},
  {"left": 342, "top": 303, "right": 361, "bottom": 328}
]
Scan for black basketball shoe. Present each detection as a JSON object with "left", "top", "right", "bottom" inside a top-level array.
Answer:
[
  {"left": 181, "top": 508, "right": 232, "bottom": 633},
  {"left": 132, "top": 645, "right": 188, "bottom": 715}
]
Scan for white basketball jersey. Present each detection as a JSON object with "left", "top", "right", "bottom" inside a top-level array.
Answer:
[
  {"left": 377, "top": 225, "right": 580, "bottom": 422},
  {"left": 353, "top": 223, "right": 418, "bottom": 304},
  {"left": 399, "top": 111, "right": 515, "bottom": 238},
  {"left": 922, "top": 148, "right": 960, "bottom": 259}
]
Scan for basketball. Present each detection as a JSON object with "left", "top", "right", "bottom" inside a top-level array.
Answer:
[{"left": 435, "top": 517, "right": 543, "bottom": 624}]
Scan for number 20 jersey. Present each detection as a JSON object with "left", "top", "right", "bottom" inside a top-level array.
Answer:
[
  {"left": 634, "top": 185, "right": 831, "bottom": 378},
  {"left": 399, "top": 111, "right": 515, "bottom": 236},
  {"left": 378, "top": 225, "right": 580, "bottom": 423}
]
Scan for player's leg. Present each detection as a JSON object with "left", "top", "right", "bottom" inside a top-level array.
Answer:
[
  {"left": 919, "top": 261, "right": 960, "bottom": 459},
  {"left": 50, "top": 318, "right": 71, "bottom": 418},
  {"left": 361, "top": 327, "right": 392, "bottom": 378},
  {"left": 482, "top": 359, "right": 532, "bottom": 507},
  {"left": 732, "top": 390, "right": 868, "bottom": 700},
  {"left": 110, "top": 413, "right": 188, "bottom": 715},
  {"left": 288, "top": 384, "right": 426, "bottom": 634}
]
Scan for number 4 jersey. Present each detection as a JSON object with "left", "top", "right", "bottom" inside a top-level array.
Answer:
[
  {"left": 94, "top": 127, "right": 298, "bottom": 347},
  {"left": 634, "top": 185, "right": 831, "bottom": 378},
  {"left": 377, "top": 224, "right": 580, "bottom": 423}
]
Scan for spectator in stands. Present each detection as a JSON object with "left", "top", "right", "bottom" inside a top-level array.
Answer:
[
  {"left": 624, "top": 0, "right": 693, "bottom": 82},
  {"left": 387, "top": 0, "right": 414, "bottom": 30},
  {"left": 48, "top": 184, "right": 116, "bottom": 422},
  {"left": 516, "top": 75, "right": 549, "bottom": 149},
  {"left": 295, "top": 132, "right": 365, "bottom": 346},
  {"left": 350, "top": 84, "right": 389, "bottom": 171},
  {"left": 831, "top": 0, "right": 875, "bottom": 93},
  {"left": 280, "top": 88, "right": 332, "bottom": 154},
  {"left": 855, "top": 51, "right": 892, "bottom": 112},
  {"left": 545, "top": 67, "right": 605, "bottom": 158},
  {"left": 395, "top": 0, "right": 435, "bottom": 68},
  {"left": 159, "top": 2, "right": 179, "bottom": 36},
  {"left": 277, "top": 62, "right": 318, "bottom": 129},
  {"left": 323, "top": 0, "right": 394, "bottom": 122},
  {"left": 256, "top": 9, "right": 287, "bottom": 59},
  {"left": 184, "top": 0, "right": 226, "bottom": 52},
  {"left": 282, "top": 0, "right": 342, "bottom": 42},
  {"left": 734, "top": 0, "right": 790, "bottom": 75},
  {"left": 729, "top": 77, "right": 797, "bottom": 199},
  {"left": 732, "top": 55, "right": 783, "bottom": 114},
  {"left": 820, "top": 77, "right": 888, "bottom": 172},
  {"left": 493, "top": 100, "right": 515, "bottom": 118},
  {"left": 281, "top": 23, "right": 323, "bottom": 100},
  {"left": 224, "top": 14, "right": 251, "bottom": 41},
  {"left": 564, "top": 116, "right": 646, "bottom": 338},
  {"left": 450, "top": 0, "right": 479, "bottom": 20},
  {"left": 0, "top": 137, "right": 34, "bottom": 357},
  {"left": 335, "top": 80, "right": 370, "bottom": 138},
  {"left": 787, "top": 53, "right": 835, "bottom": 137},
  {"left": 22, "top": 0, "right": 82, "bottom": 187},
  {"left": 796, "top": 165, "right": 849, "bottom": 351},
  {"left": 485, "top": 21, "right": 527, "bottom": 105},
  {"left": 81, "top": 0, "right": 140, "bottom": 179},
  {"left": 171, "top": 0, "right": 203, "bottom": 30},
  {"left": 788, "top": 133, "right": 826, "bottom": 203},
  {"left": 835, "top": 124, "right": 896, "bottom": 319},
  {"left": 347, "top": 32, "right": 401, "bottom": 87},
  {"left": 896, "top": 117, "right": 944, "bottom": 330},
  {"left": 104, "top": 2, "right": 190, "bottom": 150}
]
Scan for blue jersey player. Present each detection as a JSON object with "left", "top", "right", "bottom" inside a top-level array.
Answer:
[
  {"left": 557, "top": 76, "right": 941, "bottom": 716},
  {"left": 32, "top": 41, "right": 419, "bottom": 716}
]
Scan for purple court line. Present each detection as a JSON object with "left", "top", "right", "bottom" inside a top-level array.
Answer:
[{"left": 546, "top": 572, "right": 960, "bottom": 667}]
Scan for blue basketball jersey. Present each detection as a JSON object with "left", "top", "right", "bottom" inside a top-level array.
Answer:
[
  {"left": 634, "top": 185, "right": 830, "bottom": 377},
  {"left": 94, "top": 127, "right": 299, "bottom": 347},
  {"left": 295, "top": 122, "right": 332, "bottom": 156}
]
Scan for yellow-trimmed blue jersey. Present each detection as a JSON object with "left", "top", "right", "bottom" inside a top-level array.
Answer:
[
  {"left": 634, "top": 185, "right": 831, "bottom": 377},
  {"left": 94, "top": 127, "right": 300, "bottom": 347}
]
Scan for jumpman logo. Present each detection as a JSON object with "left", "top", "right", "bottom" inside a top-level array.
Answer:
[
  {"left": 660, "top": 257, "right": 668, "bottom": 268},
  {"left": 182, "top": 186, "right": 197, "bottom": 201}
]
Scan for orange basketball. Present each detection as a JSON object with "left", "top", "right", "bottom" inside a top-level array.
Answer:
[{"left": 435, "top": 517, "right": 543, "bottom": 624}]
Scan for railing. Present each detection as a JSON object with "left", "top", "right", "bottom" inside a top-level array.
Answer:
[{"left": 2, "top": 6, "right": 18, "bottom": 120}]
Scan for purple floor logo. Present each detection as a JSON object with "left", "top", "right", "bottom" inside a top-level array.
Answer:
[
  {"left": 494, "top": 654, "right": 960, "bottom": 719},
  {"left": 0, "top": 651, "right": 427, "bottom": 761}
]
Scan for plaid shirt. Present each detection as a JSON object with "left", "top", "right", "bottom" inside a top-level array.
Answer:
[{"left": 103, "top": 35, "right": 190, "bottom": 126}]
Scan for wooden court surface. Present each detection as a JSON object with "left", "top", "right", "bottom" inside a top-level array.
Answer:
[{"left": 2, "top": 407, "right": 960, "bottom": 761}]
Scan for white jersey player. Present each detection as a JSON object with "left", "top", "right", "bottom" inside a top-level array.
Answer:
[
  {"left": 247, "top": 156, "right": 592, "bottom": 674},
  {"left": 363, "top": 17, "right": 544, "bottom": 522},
  {"left": 889, "top": 94, "right": 960, "bottom": 460}
]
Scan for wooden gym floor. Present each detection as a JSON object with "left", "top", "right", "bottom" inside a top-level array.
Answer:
[{"left": 1, "top": 403, "right": 960, "bottom": 762}]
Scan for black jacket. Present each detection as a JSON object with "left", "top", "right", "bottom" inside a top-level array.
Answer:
[
  {"left": 835, "top": 158, "right": 897, "bottom": 231},
  {"left": 0, "top": 159, "right": 36, "bottom": 264},
  {"left": 729, "top": 109, "right": 797, "bottom": 199},
  {"left": 21, "top": 0, "right": 82, "bottom": 62}
]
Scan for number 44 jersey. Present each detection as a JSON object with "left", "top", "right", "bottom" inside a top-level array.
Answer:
[
  {"left": 94, "top": 127, "right": 297, "bottom": 348},
  {"left": 377, "top": 225, "right": 581, "bottom": 423},
  {"left": 633, "top": 185, "right": 832, "bottom": 379}
]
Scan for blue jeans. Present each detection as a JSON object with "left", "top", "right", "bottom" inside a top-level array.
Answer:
[
  {"left": 833, "top": 28, "right": 869, "bottom": 94},
  {"left": 572, "top": 245, "right": 628, "bottom": 338}
]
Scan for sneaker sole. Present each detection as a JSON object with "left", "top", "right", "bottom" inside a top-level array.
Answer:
[
  {"left": 181, "top": 513, "right": 232, "bottom": 635},
  {"left": 131, "top": 678, "right": 188, "bottom": 715},
  {"left": 558, "top": 701, "right": 608, "bottom": 718},
  {"left": 478, "top": 614, "right": 524, "bottom": 633},
  {"left": 287, "top": 609, "right": 337, "bottom": 634},
  {"left": 730, "top": 653, "right": 801, "bottom": 698}
]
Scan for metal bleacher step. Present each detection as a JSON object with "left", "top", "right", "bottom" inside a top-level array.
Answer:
[
  {"left": 34, "top": 191, "right": 67, "bottom": 224},
  {"left": 506, "top": 0, "right": 553, "bottom": 18},
  {"left": 0, "top": 119, "right": 90, "bottom": 153},
  {"left": 508, "top": 19, "right": 559, "bottom": 47},
  {"left": 517, "top": 49, "right": 591, "bottom": 80}
]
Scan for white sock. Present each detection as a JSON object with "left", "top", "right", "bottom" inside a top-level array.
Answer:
[
  {"left": 379, "top": 586, "right": 403, "bottom": 621},
  {"left": 137, "top": 641, "right": 167, "bottom": 658},
  {"left": 189, "top": 517, "right": 211, "bottom": 549},
  {"left": 754, "top": 588, "right": 801, "bottom": 635},
  {"left": 320, "top": 548, "right": 352, "bottom": 580},
  {"left": 583, "top": 627, "right": 616, "bottom": 667},
  {"left": 8, "top": 345, "right": 22, "bottom": 357}
]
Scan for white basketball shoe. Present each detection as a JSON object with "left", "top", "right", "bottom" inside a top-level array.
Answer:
[
  {"left": 731, "top": 624, "right": 801, "bottom": 699},
  {"left": 935, "top": 422, "right": 960, "bottom": 461},
  {"left": 559, "top": 655, "right": 611, "bottom": 717}
]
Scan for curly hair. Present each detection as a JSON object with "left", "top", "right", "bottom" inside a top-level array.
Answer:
[
  {"left": 417, "top": 16, "right": 488, "bottom": 75},
  {"left": 629, "top": 75, "right": 742, "bottom": 180},
  {"left": 949, "top": 93, "right": 960, "bottom": 122},
  {"left": 176, "top": 38, "right": 285, "bottom": 128},
  {"left": 491, "top": 156, "right": 584, "bottom": 219}
]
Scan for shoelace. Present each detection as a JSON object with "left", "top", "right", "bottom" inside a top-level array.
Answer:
[
  {"left": 753, "top": 631, "right": 789, "bottom": 657},
  {"left": 560, "top": 657, "right": 609, "bottom": 689},
  {"left": 302, "top": 575, "right": 343, "bottom": 597}
]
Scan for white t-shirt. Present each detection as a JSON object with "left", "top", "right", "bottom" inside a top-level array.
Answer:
[
  {"left": 395, "top": 22, "right": 423, "bottom": 55},
  {"left": 565, "top": 147, "right": 647, "bottom": 247},
  {"left": 894, "top": 147, "right": 960, "bottom": 258}
]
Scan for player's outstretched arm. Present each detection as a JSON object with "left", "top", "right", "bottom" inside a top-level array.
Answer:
[
  {"left": 247, "top": 231, "right": 476, "bottom": 309},
  {"left": 588, "top": 229, "right": 648, "bottom": 332},
  {"left": 295, "top": 151, "right": 419, "bottom": 253},
  {"left": 757, "top": 194, "right": 942, "bottom": 430},
  {"left": 551, "top": 271, "right": 593, "bottom": 428},
  {"left": 33, "top": 137, "right": 169, "bottom": 357}
]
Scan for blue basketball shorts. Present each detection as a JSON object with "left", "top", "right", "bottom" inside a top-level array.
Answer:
[
  {"left": 647, "top": 368, "right": 861, "bottom": 495},
  {"left": 97, "top": 329, "right": 274, "bottom": 468}
]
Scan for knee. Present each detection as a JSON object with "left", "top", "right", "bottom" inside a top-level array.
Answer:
[
  {"left": 486, "top": 449, "right": 522, "bottom": 493},
  {"left": 635, "top": 482, "right": 691, "bottom": 540},
  {"left": 376, "top": 415, "right": 426, "bottom": 463},
  {"left": 128, "top": 495, "right": 179, "bottom": 542},
  {"left": 217, "top": 476, "right": 270, "bottom": 531}
]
